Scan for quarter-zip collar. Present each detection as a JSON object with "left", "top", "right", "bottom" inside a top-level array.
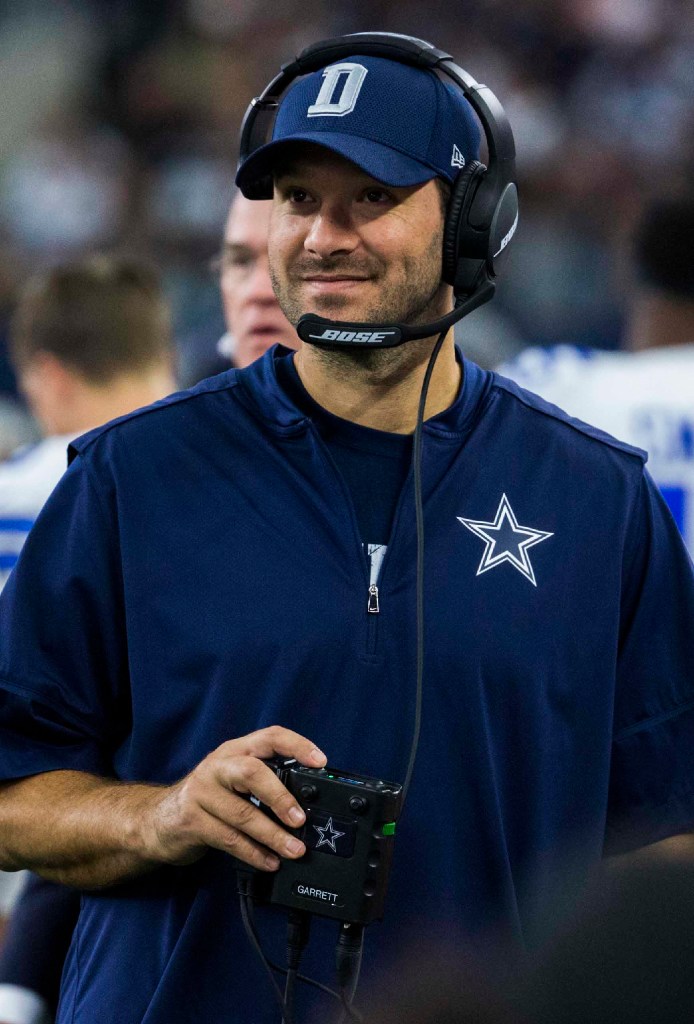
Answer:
[{"left": 235, "top": 344, "right": 492, "bottom": 440}]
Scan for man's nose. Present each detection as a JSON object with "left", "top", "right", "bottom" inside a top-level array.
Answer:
[
  {"left": 304, "top": 201, "right": 358, "bottom": 259},
  {"left": 246, "top": 255, "right": 276, "bottom": 303}
]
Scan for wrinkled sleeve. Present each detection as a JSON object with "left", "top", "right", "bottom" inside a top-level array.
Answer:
[
  {"left": 0, "top": 454, "right": 128, "bottom": 781},
  {"left": 605, "top": 468, "right": 694, "bottom": 854}
]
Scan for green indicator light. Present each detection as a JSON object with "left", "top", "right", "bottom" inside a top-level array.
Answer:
[
  {"left": 327, "top": 774, "right": 334, "bottom": 779},
  {"left": 382, "top": 822, "right": 396, "bottom": 836}
]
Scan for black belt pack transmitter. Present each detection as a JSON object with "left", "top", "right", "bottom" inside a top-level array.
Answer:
[{"left": 245, "top": 758, "right": 403, "bottom": 925}]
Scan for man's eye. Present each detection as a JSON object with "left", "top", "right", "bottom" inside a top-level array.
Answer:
[
  {"left": 288, "top": 188, "right": 310, "bottom": 203},
  {"left": 364, "top": 189, "right": 390, "bottom": 203}
]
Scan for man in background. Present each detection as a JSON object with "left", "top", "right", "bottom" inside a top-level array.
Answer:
[
  {"left": 0, "top": 255, "right": 176, "bottom": 1024},
  {"left": 216, "top": 189, "right": 301, "bottom": 368},
  {"left": 0, "top": 255, "right": 176, "bottom": 590},
  {"left": 499, "top": 195, "right": 694, "bottom": 552}
]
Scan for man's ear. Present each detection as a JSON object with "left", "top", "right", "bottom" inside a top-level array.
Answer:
[
  {"left": 18, "top": 351, "right": 76, "bottom": 420},
  {"left": 21, "top": 351, "right": 73, "bottom": 390}
]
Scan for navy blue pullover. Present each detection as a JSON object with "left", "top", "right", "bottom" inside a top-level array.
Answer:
[{"left": 0, "top": 347, "right": 693, "bottom": 1023}]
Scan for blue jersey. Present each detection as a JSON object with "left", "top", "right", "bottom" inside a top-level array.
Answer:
[{"left": 0, "top": 347, "right": 693, "bottom": 1024}]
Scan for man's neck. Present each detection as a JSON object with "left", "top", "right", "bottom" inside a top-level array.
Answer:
[
  {"left": 46, "top": 368, "right": 176, "bottom": 437},
  {"left": 292, "top": 331, "right": 461, "bottom": 434}
]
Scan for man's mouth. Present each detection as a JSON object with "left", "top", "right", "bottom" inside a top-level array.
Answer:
[
  {"left": 248, "top": 323, "right": 285, "bottom": 336},
  {"left": 301, "top": 276, "right": 371, "bottom": 291}
]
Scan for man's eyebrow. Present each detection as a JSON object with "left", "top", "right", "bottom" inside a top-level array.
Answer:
[
  {"left": 222, "top": 241, "right": 253, "bottom": 256},
  {"left": 274, "top": 163, "right": 302, "bottom": 182}
]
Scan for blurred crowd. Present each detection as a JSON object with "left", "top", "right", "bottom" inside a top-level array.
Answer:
[{"left": 0, "top": 0, "right": 693, "bottom": 450}]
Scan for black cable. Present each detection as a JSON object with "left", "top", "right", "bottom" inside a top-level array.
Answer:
[
  {"left": 238, "top": 325, "right": 449, "bottom": 1022},
  {"left": 402, "top": 326, "right": 449, "bottom": 804},
  {"left": 283, "top": 910, "right": 311, "bottom": 1024},
  {"left": 338, "top": 988, "right": 365, "bottom": 1023},
  {"left": 242, "top": 888, "right": 349, "bottom": 1004},
  {"left": 283, "top": 969, "right": 298, "bottom": 1024},
  {"left": 239, "top": 894, "right": 293, "bottom": 1023},
  {"left": 335, "top": 922, "right": 365, "bottom": 1024}
]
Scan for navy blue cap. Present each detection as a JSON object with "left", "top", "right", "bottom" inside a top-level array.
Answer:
[{"left": 236, "top": 55, "right": 481, "bottom": 194}]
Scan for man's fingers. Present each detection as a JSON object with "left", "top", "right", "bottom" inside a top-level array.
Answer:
[
  {"left": 215, "top": 756, "right": 307, "bottom": 831},
  {"left": 233, "top": 725, "right": 327, "bottom": 768},
  {"left": 198, "top": 810, "right": 283, "bottom": 871},
  {"left": 199, "top": 788, "right": 306, "bottom": 861},
  {"left": 151, "top": 727, "right": 328, "bottom": 868}
]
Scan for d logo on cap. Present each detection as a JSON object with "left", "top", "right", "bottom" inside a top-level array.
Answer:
[{"left": 307, "top": 63, "right": 368, "bottom": 118}]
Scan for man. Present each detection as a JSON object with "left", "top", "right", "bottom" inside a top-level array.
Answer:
[
  {"left": 0, "top": 41, "right": 693, "bottom": 1024},
  {"left": 216, "top": 189, "right": 301, "bottom": 368},
  {"left": 0, "top": 255, "right": 176, "bottom": 1024},
  {"left": 499, "top": 195, "right": 694, "bottom": 552},
  {"left": 0, "top": 255, "right": 176, "bottom": 589}
]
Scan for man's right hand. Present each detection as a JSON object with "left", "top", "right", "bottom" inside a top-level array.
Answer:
[{"left": 140, "top": 726, "right": 327, "bottom": 872}]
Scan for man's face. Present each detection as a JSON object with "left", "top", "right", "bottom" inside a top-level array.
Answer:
[
  {"left": 219, "top": 194, "right": 300, "bottom": 368},
  {"left": 268, "top": 145, "right": 448, "bottom": 331}
]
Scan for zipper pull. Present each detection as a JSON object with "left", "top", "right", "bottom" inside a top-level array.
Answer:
[{"left": 368, "top": 584, "right": 380, "bottom": 614}]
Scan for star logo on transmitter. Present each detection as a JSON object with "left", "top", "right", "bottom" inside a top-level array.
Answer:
[
  {"left": 458, "top": 493, "right": 553, "bottom": 587},
  {"left": 313, "top": 816, "right": 346, "bottom": 853}
]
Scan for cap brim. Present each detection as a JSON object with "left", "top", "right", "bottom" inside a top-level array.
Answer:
[{"left": 235, "top": 133, "right": 440, "bottom": 198}]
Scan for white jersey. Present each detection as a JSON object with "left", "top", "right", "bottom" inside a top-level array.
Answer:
[
  {"left": 499, "top": 344, "right": 694, "bottom": 552},
  {"left": 0, "top": 434, "right": 75, "bottom": 592}
]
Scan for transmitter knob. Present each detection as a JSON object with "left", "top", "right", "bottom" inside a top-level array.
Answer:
[
  {"left": 349, "top": 796, "right": 368, "bottom": 814},
  {"left": 299, "top": 784, "right": 318, "bottom": 802}
]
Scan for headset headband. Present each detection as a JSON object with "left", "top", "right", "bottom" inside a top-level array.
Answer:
[{"left": 239, "top": 32, "right": 515, "bottom": 224}]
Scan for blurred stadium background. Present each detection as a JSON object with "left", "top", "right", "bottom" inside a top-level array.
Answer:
[{"left": 0, "top": 0, "right": 692, "bottom": 418}]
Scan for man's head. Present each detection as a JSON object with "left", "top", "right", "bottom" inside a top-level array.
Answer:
[
  {"left": 218, "top": 191, "right": 300, "bottom": 367},
  {"left": 625, "top": 195, "right": 694, "bottom": 352},
  {"left": 235, "top": 53, "right": 481, "bottom": 341},
  {"left": 267, "top": 144, "right": 450, "bottom": 332},
  {"left": 10, "top": 255, "right": 175, "bottom": 435}
]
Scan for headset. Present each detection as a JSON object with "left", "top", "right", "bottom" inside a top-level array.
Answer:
[{"left": 237, "top": 31, "right": 519, "bottom": 347}]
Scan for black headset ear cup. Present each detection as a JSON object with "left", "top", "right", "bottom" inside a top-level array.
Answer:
[{"left": 441, "top": 161, "right": 487, "bottom": 286}]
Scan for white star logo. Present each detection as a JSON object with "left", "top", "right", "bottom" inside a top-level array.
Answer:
[
  {"left": 313, "top": 816, "right": 345, "bottom": 853},
  {"left": 457, "top": 493, "right": 553, "bottom": 587}
]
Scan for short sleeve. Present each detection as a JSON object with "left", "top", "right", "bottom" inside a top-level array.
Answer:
[
  {"left": 0, "top": 454, "right": 128, "bottom": 781},
  {"left": 605, "top": 468, "right": 694, "bottom": 854}
]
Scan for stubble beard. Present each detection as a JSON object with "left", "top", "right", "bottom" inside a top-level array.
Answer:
[{"left": 269, "top": 226, "right": 448, "bottom": 379}]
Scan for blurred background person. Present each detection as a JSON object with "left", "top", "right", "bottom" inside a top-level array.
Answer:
[
  {"left": 366, "top": 856, "right": 694, "bottom": 1024},
  {"left": 0, "top": 255, "right": 176, "bottom": 591},
  {"left": 519, "top": 855, "right": 694, "bottom": 1024},
  {"left": 0, "top": 254, "right": 176, "bottom": 1024},
  {"left": 214, "top": 190, "right": 300, "bottom": 369},
  {"left": 499, "top": 194, "right": 694, "bottom": 552}
]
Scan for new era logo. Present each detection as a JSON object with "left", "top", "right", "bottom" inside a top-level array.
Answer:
[{"left": 451, "top": 144, "right": 466, "bottom": 169}]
